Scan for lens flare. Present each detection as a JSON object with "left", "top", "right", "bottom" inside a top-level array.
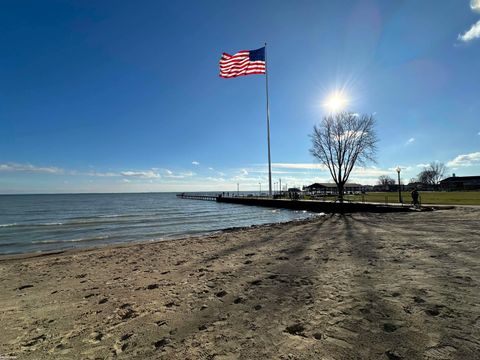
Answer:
[{"left": 323, "top": 91, "right": 349, "bottom": 113}]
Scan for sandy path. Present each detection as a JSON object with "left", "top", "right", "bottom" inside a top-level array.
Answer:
[{"left": 0, "top": 208, "right": 479, "bottom": 359}]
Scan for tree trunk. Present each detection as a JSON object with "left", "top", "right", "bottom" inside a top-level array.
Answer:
[{"left": 337, "top": 182, "right": 344, "bottom": 203}]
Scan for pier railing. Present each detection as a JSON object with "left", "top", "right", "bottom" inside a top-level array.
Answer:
[{"left": 176, "top": 193, "right": 219, "bottom": 201}]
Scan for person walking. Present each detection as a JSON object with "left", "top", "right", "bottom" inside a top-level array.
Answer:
[{"left": 411, "top": 188, "right": 419, "bottom": 208}]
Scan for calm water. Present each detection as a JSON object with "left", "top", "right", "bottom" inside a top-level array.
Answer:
[{"left": 0, "top": 193, "right": 315, "bottom": 254}]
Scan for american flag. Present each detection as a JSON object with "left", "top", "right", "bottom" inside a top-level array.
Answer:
[{"left": 219, "top": 47, "right": 266, "bottom": 78}]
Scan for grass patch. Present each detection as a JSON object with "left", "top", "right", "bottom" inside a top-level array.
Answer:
[{"left": 344, "top": 191, "right": 480, "bottom": 205}]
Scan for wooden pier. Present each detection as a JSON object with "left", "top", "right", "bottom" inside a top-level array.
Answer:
[
  {"left": 176, "top": 193, "right": 218, "bottom": 201},
  {"left": 177, "top": 193, "right": 418, "bottom": 213}
]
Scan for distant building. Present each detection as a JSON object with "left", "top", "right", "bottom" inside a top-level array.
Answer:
[
  {"left": 303, "top": 182, "right": 365, "bottom": 195},
  {"left": 440, "top": 175, "right": 480, "bottom": 191}
]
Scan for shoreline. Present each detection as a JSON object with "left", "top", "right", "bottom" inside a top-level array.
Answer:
[
  {"left": 0, "top": 213, "right": 322, "bottom": 261},
  {"left": 1, "top": 208, "right": 479, "bottom": 359}
]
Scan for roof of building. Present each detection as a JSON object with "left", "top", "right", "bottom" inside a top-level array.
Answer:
[
  {"left": 304, "top": 182, "right": 364, "bottom": 189},
  {"left": 440, "top": 176, "right": 480, "bottom": 183}
]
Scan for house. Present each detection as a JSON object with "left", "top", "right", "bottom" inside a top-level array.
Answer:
[{"left": 440, "top": 175, "right": 480, "bottom": 191}]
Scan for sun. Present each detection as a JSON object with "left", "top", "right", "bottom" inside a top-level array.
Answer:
[{"left": 323, "top": 91, "right": 349, "bottom": 113}]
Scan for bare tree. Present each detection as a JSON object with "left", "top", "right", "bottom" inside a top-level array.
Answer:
[
  {"left": 429, "top": 161, "right": 447, "bottom": 185},
  {"left": 310, "top": 112, "right": 378, "bottom": 201},
  {"left": 417, "top": 162, "right": 447, "bottom": 186},
  {"left": 377, "top": 175, "right": 396, "bottom": 188},
  {"left": 417, "top": 169, "right": 435, "bottom": 185}
]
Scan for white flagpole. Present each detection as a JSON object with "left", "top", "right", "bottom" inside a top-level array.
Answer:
[{"left": 265, "top": 42, "right": 272, "bottom": 197}]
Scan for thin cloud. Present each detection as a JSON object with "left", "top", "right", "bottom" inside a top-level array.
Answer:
[
  {"left": 192, "top": 161, "right": 200, "bottom": 166},
  {"left": 459, "top": 20, "right": 480, "bottom": 42},
  {"left": 459, "top": 1, "right": 480, "bottom": 42},
  {"left": 0, "top": 163, "right": 64, "bottom": 174},
  {"left": 86, "top": 171, "right": 119, "bottom": 177},
  {"left": 447, "top": 152, "right": 480, "bottom": 167},
  {"left": 120, "top": 170, "right": 160, "bottom": 179},
  {"left": 405, "top": 137, "right": 415, "bottom": 145},
  {"left": 163, "top": 169, "right": 195, "bottom": 179},
  {"left": 472, "top": 0, "right": 480, "bottom": 12}
]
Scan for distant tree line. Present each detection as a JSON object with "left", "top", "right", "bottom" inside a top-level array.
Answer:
[{"left": 377, "top": 162, "right": 447, "bottom": 189}]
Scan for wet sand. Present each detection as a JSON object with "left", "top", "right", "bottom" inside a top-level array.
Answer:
[{"left": 0, "top": 208, "right": 479, "bottom": 359}]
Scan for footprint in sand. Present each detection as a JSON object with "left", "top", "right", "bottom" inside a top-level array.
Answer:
[
  {"left": 413, "top": 296, "right": 426, "bottom": 304},
  {"left": 383, "top": 323, "right": 398, "bottom": 333},
  {"left": 153, "top": 338, "right": 169, "bottom": 350},
  {"left": 216, "top": 290, "right": 228, "bottom": 298},
  {"left": 22, "top": 334, "right": 46, "bottom": 347},
  {"left": 385, "top": 350, "right": 402, "bottom": 360},
  {"left": 146, "top": 283, "right": 160, "bottom": 290},
  {"left": 233, "top": 297, "right": 246, "bottom": 304},
  {"left": 285, "top": 323, "right": 306, "bottom": 337},
  {"left": 116, "top": 304, "right": 137, "bottom": 320},
  {"left": 17, "top": 284, "right": 34, "bottom": 290},
  {"left": 425, "top": 307, "right": 441, "bottom": 316}
]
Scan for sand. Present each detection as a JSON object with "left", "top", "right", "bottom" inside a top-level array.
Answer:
[{"left": 0, "top": 207, "right": 479, "bottom": 359}]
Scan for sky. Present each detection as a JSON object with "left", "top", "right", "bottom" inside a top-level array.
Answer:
[{"left": 1, "top": 0, "right": 480, "bottom": 194}]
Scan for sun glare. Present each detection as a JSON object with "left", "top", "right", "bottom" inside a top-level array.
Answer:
[{"left": 323, "top": 91, "right": 349, "bottom": 113}]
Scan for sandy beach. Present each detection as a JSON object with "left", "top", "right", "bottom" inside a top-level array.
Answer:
[{"left": 1, "top": 207, "right": 479, "bottom": 359}]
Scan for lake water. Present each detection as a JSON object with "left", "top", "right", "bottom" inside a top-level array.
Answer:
[{"left": 0, "top": 193, "right": 315, "bottom": 254}]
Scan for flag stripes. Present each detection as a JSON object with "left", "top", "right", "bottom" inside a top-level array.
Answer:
[{"left": 219, "top": 47, "right": 266, "bottom": 78}]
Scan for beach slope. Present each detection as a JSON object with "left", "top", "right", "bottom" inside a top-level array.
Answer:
[{"left": 1, "top": 208, "right": 479, "bottom": 359}]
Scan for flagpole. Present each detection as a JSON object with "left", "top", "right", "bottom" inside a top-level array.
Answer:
[{"left": 265, "top": 42, "right": 272, "bottom": 197}]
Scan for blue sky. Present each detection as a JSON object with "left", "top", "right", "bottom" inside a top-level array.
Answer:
[{"left": 1, "top": 0, "right": 480, "bottom": 194}]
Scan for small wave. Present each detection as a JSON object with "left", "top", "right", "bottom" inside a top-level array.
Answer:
[
  {"left": 0, "top": 223, "right": 18, "bottom": 228},
  {"left": 0, "top": 222, "right": 64, "bottom": 228},
  {"left": 31, "top": 235, "right": 110, "bottom": 244}
]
